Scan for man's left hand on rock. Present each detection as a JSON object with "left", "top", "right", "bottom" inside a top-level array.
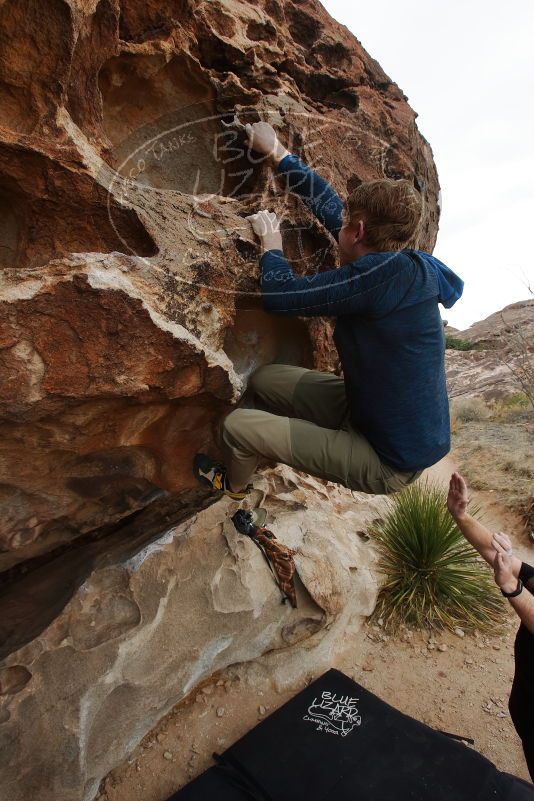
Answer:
[{"left": 246, "top": 210, "right": 283, "bottom": 252}]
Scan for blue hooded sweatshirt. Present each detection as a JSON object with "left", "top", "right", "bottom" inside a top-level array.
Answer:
[{"left": 259, "top": 153, "right": 464, "bottom": 472}]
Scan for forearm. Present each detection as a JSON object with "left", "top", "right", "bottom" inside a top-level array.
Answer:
[
  {"left": 274, "top": 153, "right": 343, "bottom": 240},
  {"left": 259, "top": 249, "right": 301, "bottom": 316},
  {"left": 268, "top": 143, "right": 291, "bottom": 167},
  {"left": 453, "top": 512, "right": 520, "bottom": 574},
  {"left": 259, "top": 249, "right": 371, "bottom": 317}
]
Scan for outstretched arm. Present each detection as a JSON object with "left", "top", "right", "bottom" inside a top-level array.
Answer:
[
  {"left": 276, "top": 153, "right": 344, "bottom": 241},
  {"left": 245, "top": 122, "right": 344, "bottom": 241},
  {"left": 246, "top": 210, "right": 414, "bottom": 317},
  {"left": 447, "top": 472, "right": 522, "bottom": 574},
  {"left": 259, "top": 248, "right": 372, "bottom": 316}
]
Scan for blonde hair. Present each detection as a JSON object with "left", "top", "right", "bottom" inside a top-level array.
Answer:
[{"left": 346, "top": 178, "right": 423, "bottom": 252}]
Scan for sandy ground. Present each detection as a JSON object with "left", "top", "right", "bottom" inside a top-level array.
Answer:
[
  {"left": 452, "top": 413, "right": 533, "bottom": 521},
  {"left": 97, "top": 452, "right": 534, "bottom": 801}
]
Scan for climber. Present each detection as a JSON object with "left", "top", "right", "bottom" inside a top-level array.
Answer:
[
  {"left": 194, "top": 121, "right": 464, "bottom": 499},
  {"left": 447, "top": 471, "right": 534, "bottom": 781}
]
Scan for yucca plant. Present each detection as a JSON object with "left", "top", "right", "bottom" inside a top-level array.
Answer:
[{"left": 371, "top": 480, "right": 505, "bottom": 633}]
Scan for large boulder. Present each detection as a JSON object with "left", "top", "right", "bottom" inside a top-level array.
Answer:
[
  {"left": 0, "top": 0, "right": 440, "bottom": 567},
  {"left": 0, "top": 465, "right": 381, "bottom": 801},
  {"left": 0, "top": 1, "right": 440, "bottom": 799}
]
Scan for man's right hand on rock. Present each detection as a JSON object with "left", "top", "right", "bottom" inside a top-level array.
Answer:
[{"left": 244, "top": 121, "right": 290, "bottom": 166}]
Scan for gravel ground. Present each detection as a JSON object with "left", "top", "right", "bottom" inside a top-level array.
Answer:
[{"left": 97, "top": 446, "right": 534, "bottom": 801}]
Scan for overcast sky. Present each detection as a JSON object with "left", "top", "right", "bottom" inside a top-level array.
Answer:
[{"left": 320, "top": 0, "right": 534, "bottom": 329}]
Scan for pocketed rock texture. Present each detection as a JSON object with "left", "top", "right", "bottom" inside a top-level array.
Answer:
[
  {"left": 0, "top": 0, "right": 440, "bottom": 567},
  {"left": 0, "top": 1, "right": 439, "bottom": 798},
  {"left": 0, "top": 465, "right": 381, "bottom": 801}
]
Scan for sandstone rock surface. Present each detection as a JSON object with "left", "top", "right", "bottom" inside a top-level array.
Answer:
[
  {"left": 0, "top": 464, "right": 381, "bottom": 801},
  {"left": 446, "top": 300, "right": 534, "bottom": 402},
  {"left": 0, "top": 2, "right": 441, "bottom": 799},
  {"left": 0, "top": 0, "right": 440, "bottom": 567},
  {"left": 455, "top": 299, "right": 534, "bottom": 348}
]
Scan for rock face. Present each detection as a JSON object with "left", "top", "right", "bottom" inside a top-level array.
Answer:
[
  {"left": 0, "top": 1, "right": 439, "bottom": 799},
  {"left": 453, "top": 300, "right": 534, "bottom": 349},
  {"left": 0, "top": 465, "right": 381, "bottom": 801},
  {"left": 446, "top": 300, "right": 534, "bottom": 402},
  {"left": 0, "top": 0, "right": 440, "bottom": 568}
]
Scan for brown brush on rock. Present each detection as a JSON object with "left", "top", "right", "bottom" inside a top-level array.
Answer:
[{"left": 232, "top": 508, "right": 298, "bottom": 608}]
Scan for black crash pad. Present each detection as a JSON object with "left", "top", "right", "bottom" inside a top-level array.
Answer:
[{"left": 169, "top": 668, "right": 533, "bottom": 801}]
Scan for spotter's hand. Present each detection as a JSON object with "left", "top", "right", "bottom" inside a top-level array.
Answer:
[
  {"left": 492, "top": 531, "right": 517, "bottom": 593},
  {"left": 492, "top": 531, "right": 514, "bottom": 556},
  {"left": 447, "top": 472, "right": 469, "bottom": 520},
  {"left": 246, "top": 210, "right": 283, "bottom": 252},
  {"left": 493, "top": 548, "right": 516, "bottom": 593}
]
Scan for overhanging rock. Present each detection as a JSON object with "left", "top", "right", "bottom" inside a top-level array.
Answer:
[{"left": 0, "top": 0, "right": 439, "bottom": 565}]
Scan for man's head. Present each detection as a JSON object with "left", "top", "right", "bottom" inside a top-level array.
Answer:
[{"left": 338, "top": 178, "right": 423, "bottom": 264}]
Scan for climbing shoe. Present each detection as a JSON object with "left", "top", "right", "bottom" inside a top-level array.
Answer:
[
  {"left": 231, "top": 507, "right": 297, "bottom": 608},
  {"left": 231, "top": 507, "right": 268, "bottom": 536},
  {"left": 193, "top": 453, "right": 251, "bottom": 500}
]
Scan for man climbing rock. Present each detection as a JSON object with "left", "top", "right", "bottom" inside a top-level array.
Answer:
[{"left": 194, "top": 121, "right": 463, "bottom": 499}]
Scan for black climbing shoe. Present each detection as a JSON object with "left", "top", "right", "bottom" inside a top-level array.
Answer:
[
  {"left": 231, "top": 507, "right": 267, "bottom": 536},
  {"left": 193, "top": 453, "right": 251, "bottom": 501}
]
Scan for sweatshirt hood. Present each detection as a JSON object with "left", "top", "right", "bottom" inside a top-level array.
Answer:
[{"left": 418, "top": 252, "right": 464, "bottom": 308}]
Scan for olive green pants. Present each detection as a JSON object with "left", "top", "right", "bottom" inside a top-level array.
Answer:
[{"left": 221, "top": 364, "right": 422, "bottom": 495}]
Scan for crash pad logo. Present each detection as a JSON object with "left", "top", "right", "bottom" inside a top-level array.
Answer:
[{"left": 303, "top": 691, "right": 361, "bottom": 737}]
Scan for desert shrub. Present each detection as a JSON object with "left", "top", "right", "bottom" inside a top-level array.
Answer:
[
  {"left": 449, "top": 413, "right": 462, "bottom": 434},
  {"left": 503, "top": 461, "right": 534, "bottom": 479},
  {"left": 496, "top": 313, "right": 534, "bottom": 410},
  {"left": 445, "top": 335, "right": 475, "bottom": 351},
  {"left": 493, "top": 393, "right": 532, "bottom": 421},
  {"left": 501, "top": 392, "right": 531, "bottom": 409},
  {"left": 371, "top": 481, "right": 504, "bottom": 633},
  {"left": 450, "top": 396, "right": 491, "bottom": 422}
]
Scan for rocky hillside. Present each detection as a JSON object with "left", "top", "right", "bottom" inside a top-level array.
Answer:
[
  {"left": 446, "top": 299, "right": 534, "bottom": 402},
  {"left": 446, "top": 300, "right": 533, "bottom": 526}
]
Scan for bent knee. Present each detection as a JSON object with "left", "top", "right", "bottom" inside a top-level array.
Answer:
[
  {"left": 248, "top": 364, "right": 273, "bottom": 396},
  {"left": 222, "top": 408, "right": 253, "bottom": 443}
]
